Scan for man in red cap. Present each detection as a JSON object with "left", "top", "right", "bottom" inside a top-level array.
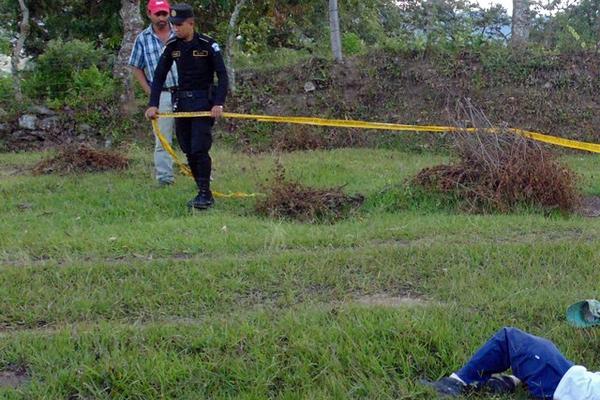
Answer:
[{"left": 129, "top": 0, "right": 179, "bottom": 187}]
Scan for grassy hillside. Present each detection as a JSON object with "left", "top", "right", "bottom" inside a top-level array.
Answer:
[
  {"left": 1, "top": 144, "right": 600, "bottom": 398},
  {"left": 224, "top": 49, "right": 600, "bottom": 152}
]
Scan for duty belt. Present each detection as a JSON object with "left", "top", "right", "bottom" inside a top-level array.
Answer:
[{"left": 174, "top": 89, "right": 209, "bottom": 98}]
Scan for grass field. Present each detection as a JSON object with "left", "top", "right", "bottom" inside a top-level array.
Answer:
[{"left": 1, "top": 143, "right": 600, "bottom": 399}]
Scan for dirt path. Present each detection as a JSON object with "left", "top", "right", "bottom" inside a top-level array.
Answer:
[{"left": 577, "top": 196, "right": 600, "bottom": 217}]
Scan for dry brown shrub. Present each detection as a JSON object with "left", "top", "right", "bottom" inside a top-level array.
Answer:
[
  {"left": 33, "top": 144, "right": 129, "bottom": 175},
  {"left": 255, "top": 162, "right": 364, "bottom": 222},
  {"left": 413, "top": 102, "right": 580, "bottom": 213}
]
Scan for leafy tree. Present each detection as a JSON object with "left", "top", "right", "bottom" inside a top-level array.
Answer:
[
  {"left": 531, "top": 0, "right": 600, "bottom": 52},
  {"left": 1, "top": 0, "right": 122, "bottom": 55}
]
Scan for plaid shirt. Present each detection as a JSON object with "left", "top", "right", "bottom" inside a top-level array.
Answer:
[{"left": 128, "top": 25, "right": 178, "bottom": 88}]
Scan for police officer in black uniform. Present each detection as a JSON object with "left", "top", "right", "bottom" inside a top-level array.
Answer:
[{"left": 146, "top": 3, "right": 228, "bottom": 209}]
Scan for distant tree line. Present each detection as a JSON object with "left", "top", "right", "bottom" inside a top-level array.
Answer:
[{"left": 1, "top": 0, "right": 597, "bottom": 57}]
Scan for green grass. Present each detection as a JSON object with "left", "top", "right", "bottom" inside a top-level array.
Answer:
[
  {"left": 234, "top": 48, "right": 320, "bottom": 72},
  {"left": 1, "top": 144, "right": 600, "bottom": 399}
]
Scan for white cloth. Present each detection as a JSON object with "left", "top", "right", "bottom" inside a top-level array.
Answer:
[{"left": 554, "top": 365, "right": 600, "bottom": 400}]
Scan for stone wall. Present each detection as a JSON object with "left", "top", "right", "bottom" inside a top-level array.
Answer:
[{"left": 0, "top": 106, "right": 103, "bottom": 152}]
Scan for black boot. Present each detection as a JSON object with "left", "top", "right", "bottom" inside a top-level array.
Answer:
[
  {"left": 482, "top": 375, "right": 518, "bottom": 394},
  {"left": 188, "top": 179, "right": 214, "bottom": 210},
  {"left": 421, "top": 377, "right": 467, "bottom": 397}
]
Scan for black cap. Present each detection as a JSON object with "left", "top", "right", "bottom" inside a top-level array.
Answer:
[{"left": 169, "top": 3, "right": 194, "bottom": 24}]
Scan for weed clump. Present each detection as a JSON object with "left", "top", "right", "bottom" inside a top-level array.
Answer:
[
  {"left": 33, "top": 145, "right": 129, "bottom": 175},
  {"left": 256, "top": 163, "right": 364, "bottom": 222},
  {"left": 413, "top": 130, "right": 579, "bottom": 213}
]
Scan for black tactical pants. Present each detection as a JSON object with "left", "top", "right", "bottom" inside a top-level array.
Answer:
[{"left": 173, "top": 90, "right": 214, "bottom": 186}]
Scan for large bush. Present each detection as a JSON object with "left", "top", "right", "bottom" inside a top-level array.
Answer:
[
  {"left": 19, "top": 39, "right": 129, "bottom": 140},
  {"left": 23, "top": 39, "right": 115, "bottom": 103}
]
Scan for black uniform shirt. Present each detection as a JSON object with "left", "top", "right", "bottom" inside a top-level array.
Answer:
[{"left": 149, "top": 32, "right": 228, "bottom": 107}]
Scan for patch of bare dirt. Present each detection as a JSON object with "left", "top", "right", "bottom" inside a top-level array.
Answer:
[
  {"left": 32, "top": 144, "right": 129, "bottom": 175},
  {"left": 0, "top": 166, "right": 27, "bottom": 177},
  {"left": 355, "top": 293, "right": 429, "bottom": 308},
  {"left": 576, "top": 196, "right": 600, "bottom": 217},
  {"left": 0, "top": 365, "right": 29, "bottom": 389}
]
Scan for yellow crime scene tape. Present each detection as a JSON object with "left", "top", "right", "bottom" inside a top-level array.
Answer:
[
  {"left": 152, "top": 112, "right": 600, "bottom": 198},
  {"left": 158, "top": 111, "right": 600, "bottom": 153}
]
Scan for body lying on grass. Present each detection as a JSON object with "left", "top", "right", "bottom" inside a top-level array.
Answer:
[{"left": 423, "top": 325, "right": 600, "bottom": 399}]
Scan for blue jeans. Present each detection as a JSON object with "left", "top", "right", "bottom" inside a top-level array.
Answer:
[
  {"left": 154, "top": 91, "right": 175, "bottom": 184},
  {"left": 456, "top": 327, "right": 573, "bottom": 399}
]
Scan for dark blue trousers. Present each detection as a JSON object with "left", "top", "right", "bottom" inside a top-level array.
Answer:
[
  {"left": 173, "top": 90, "right": 214, "bottom": 185},
  {"left": 456, "top": 327, "right": 573, "bottom": 399}
]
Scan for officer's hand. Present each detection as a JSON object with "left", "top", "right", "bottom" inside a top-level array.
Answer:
[
  {"left": 145, "top": 107, "right": 159, "bottom": 120},
  {"left": 211, "top": 105, "right": 224, "bottom": 119}
]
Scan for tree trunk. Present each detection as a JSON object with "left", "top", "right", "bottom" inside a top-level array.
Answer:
[
  {"left": 225, "top": 0, "right": 248, "bottom": 93},
  {"left": 511, "top": 0, "right": 531, "bottom": 47},
  {"left": 329, "top": 0, "right": 343, "bottom": 62},
  {"left": 114, "top": 0, "right": 143, "bottom": 114},
  {"left": 12, "top": 0, "right": 30, "bottom": 102}
]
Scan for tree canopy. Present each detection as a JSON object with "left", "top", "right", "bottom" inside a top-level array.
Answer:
[{"left": 1, "top": 0, "right": 598, "bottom": 58}]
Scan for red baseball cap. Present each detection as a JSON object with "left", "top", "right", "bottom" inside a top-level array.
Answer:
[{"left": 147, "top": 0, "right": 171, "bottom": 14}]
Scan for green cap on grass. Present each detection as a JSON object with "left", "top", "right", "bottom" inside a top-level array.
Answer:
[{"left": 567, "top": 299, "right": 600, "bottom": 328}]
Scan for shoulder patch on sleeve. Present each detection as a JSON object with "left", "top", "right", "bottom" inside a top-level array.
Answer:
[{"left": 211, "top": 42, "right": 221, "bottom": 53}]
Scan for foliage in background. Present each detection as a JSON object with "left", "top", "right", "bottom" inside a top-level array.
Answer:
[
  {"left": 2, "top": 0, "right": 598, "bottom": 67},
  {"left": 0, "top": 76, "right": 29, "bottom": 121},
  {"left": 0, "top": 0, "right": 514, "bottom": 61},
  {"left": 532, "top": 0, "right": 600, "bottom": 53},
  {"left": 23, "top": 40, "right": 114, "bottom": 103},
  {"left": 0, "top": 37, "right": 10, "bottom": 55},
  {"left": 342, "top": 32, "right": 365, "bottom": 55},
  {"left": 0, "top": 76, "right": 13, "bottom": 106},
  {"left": 0, "top": 0, "right": 123, "bottom": 55},
  {"left": 14, "top": 39, "right": 137, "bottom": 141}
]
